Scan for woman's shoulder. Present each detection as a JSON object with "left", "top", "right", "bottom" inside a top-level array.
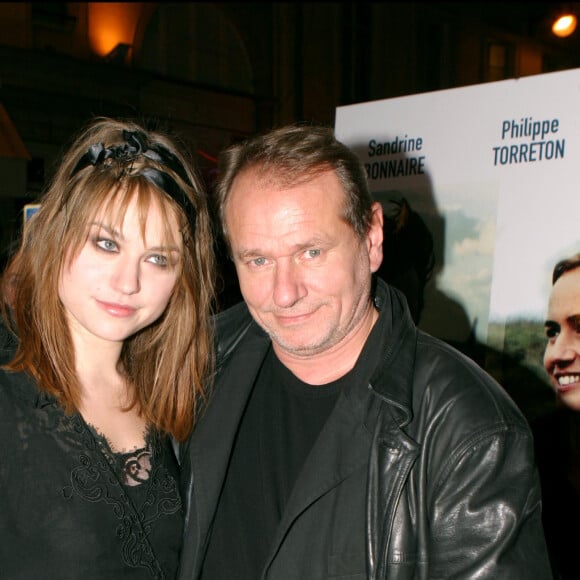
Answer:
[
  {"left": 0, "top": 368, "right": 40, "bottom": 407},
  {"left": 0, "top": 317, "right": 18, "bottom": 366},
  {"left": 531, "top": 405, "right": 572, "bottom": 449}
]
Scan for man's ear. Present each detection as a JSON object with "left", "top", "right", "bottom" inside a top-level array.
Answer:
[{"left": 367, "top": 202, "right": 383, "bottom": 273}]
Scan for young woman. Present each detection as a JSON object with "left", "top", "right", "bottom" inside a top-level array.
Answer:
[
  {"left": 0, "top": 118, "right": 215, "bottom": 579},
  {"left": 533, "top": 253, "right": 580, "bottom": 579}
]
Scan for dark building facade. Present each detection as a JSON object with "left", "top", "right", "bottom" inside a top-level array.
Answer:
[{"left": 1, "top": 2, "right": 579, "bottom": 264}]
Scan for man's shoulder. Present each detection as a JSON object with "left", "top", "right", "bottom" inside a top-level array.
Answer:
[
  {"left": 412, "top": 330, "right": 528, "bottom": 429},
  {"left": 415, "top": 330, "right": 504, "bottom": 387},
  {"left": 213, "top": 301, "right": 263, "bottom": 362},
  {"left": 214, "top": 300, "right": 252, "bottom": 330}
]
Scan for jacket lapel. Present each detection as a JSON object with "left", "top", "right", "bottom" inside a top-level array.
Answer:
[
  {"left": 264, "top": 381, "right": 373, "bottom": 571},
  {"left": 366, "top": 281, "right": 421, "bottom": 577},
  {"left": 181, "top": 323, "right": 271, "bottom": 579},
  {"left": 180, "top": 281, "right": 420, "bottom": 579},
  {"left": 265, "top": 280, "right": 420, "bottom": 570}
]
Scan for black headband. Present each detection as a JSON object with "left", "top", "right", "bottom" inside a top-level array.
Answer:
[{"left": 71, "top": 130, "right": 197, "bottom": 233}]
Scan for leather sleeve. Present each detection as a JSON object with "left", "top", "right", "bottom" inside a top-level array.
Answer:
[
  {"left": 424, "top": 424, "right": 552, "bottom": 578},
  {"left": 370, "top": 325, "right": 554, "bottom": 579}
]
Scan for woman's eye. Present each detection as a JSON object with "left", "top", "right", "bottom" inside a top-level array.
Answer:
[
  {"left": 147, "top": 254, "right": 169, "bottom": 267},
  {"left": 96, "top": 238, "right": 118, "bottom": 252}
]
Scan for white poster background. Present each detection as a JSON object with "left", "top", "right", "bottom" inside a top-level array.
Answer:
[{"left": 335, "top": 69, "right": 580, "bottom": 351}]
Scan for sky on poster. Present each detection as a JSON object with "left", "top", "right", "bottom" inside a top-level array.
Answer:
[{"left": 335, "top": 68, "right": 580, "bottom": 343}]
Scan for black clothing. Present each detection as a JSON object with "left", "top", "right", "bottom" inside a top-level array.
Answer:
[
  {"left": 200, "top": 347, "right": 341, "bottom": 579},
  {"left": 533, "top": 406, "right": 580, "bottom": 579},
  {"left": 179, "top": 279, "right": 552, "bottom": 579},
  {"left": 0, "top": 369, "right": 183, "bottom": 580},
  {"left": 0, "top": 316, "right": 17, "bottom": 365}
]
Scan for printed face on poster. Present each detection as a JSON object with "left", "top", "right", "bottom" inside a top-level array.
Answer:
[{"left": 335, "top": 68, "right": 580, "bottom": 411}]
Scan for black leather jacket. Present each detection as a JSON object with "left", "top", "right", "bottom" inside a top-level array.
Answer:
[{"left": 182, "top": 279, "right": 552, "bottom": 579}]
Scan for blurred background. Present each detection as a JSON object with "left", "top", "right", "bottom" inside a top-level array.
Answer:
[{"left": 2, "top": 1, "right": 580, "bottom": 268}]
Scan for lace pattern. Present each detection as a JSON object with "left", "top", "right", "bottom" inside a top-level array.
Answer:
[
  {"left": 59, "top": 412, "right": 182, "bottom": 579},
  {"left": 89, "top": 423, "right": 155, "bottom": 487}
]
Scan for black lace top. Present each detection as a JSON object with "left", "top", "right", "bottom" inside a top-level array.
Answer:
[{"left": 0, "top": 369, "right": 183, "bottom": 580}]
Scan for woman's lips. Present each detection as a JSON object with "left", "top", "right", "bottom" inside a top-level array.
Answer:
[
  {"left": 554, "top": 373, "right": 580, "bottom": 394},
  {"left": 96, "top": 300, "right": 137, "bottom": 317}
]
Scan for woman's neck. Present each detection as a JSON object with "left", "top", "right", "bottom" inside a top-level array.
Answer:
[{"left": 72, "top": 335, "right": 147, "bottom": 453}]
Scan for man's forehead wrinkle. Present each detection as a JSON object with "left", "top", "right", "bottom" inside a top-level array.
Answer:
[
  {"left": 246, "top": 192, "right": 319, "bottom": 232},
  {"left": 237, "top": 218, "right": 324, "bottom": 260},
  {"left": 237, "top": 206, "right": 312, "bottom": 232},
  {"left": 276, "top": 203, "right": 316, "bottom": 226}
]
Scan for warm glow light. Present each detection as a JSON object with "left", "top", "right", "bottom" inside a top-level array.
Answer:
[
  {"left": 552, "top": 14, "right": 577, "bottom": 38},
  {"left": 88, "top": 2, "right": 142, "bottom": 57}
]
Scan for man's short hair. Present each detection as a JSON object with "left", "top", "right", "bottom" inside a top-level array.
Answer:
[{"left": 215, "top": 123, "right": 374, "bottom": 242}]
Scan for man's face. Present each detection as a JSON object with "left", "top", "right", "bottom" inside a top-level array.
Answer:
[
  {"left": 544, "top": 267, "right": 580, "bottom": 409},
  {"left": 225, "top": 167, "right": 383, "bottom": 362}
]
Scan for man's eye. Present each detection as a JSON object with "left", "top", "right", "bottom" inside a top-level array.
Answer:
[
  {"left": 305, "top": 249, "right": 321, "bottom": 259},
  {"left": 252, "top": 257, "right": 267, "bottom": 266},
  {"left": 545, "top": 326, "right": 559, "bottom": 339},
  {"left": 96, "top": 238, "right": 118, "bottom": 252}
]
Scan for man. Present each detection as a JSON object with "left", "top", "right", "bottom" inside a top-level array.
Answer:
[
  {"left": 533, "top": 253, "right": 580, "bottom": 579},
  {"left": 179, "top": 124, "right": 550, "bottom": 579}
]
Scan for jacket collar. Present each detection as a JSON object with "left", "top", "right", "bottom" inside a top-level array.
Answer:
[
  {"left": 366, "top": 278, "right": 418, "bottom": 428},
  {"left": 185, "top": 280, "right": 419, "bottom": 578},
  {"left": 213, "top": 279, "right": 419, "bottom": 428},
  {"left": 182, "top": 319, "right": 271, "bottom": 578}
]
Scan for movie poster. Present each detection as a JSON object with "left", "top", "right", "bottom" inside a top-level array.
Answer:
[{"left": 335, "top": 68, "right": 580, "bottom": 419}]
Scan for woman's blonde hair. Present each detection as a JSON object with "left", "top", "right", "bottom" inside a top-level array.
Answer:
[{"left": 1, "top": 117, "right": 215, "bottom": 441}]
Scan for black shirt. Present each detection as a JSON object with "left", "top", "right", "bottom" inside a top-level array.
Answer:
[
  {"left": 0, "top": 369, "right": 183, "bottom": 580},
  {"left": 532, "top": 406, "right": 580, "bottom": 580},
  {"left": 200, "top": 346, "right": 342, "bottom": 580}
]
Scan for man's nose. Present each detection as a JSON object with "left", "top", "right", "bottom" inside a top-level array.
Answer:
[{"left": 272, "top": 260, "right": 306, "bottom": 308}]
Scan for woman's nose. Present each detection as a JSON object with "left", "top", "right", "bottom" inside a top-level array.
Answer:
[
  {"left": 545, "top": 334, "right": 578, "bottom": 370},
  {"left": 111, "top": 258, "right": 141, "bottom": 295}
]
